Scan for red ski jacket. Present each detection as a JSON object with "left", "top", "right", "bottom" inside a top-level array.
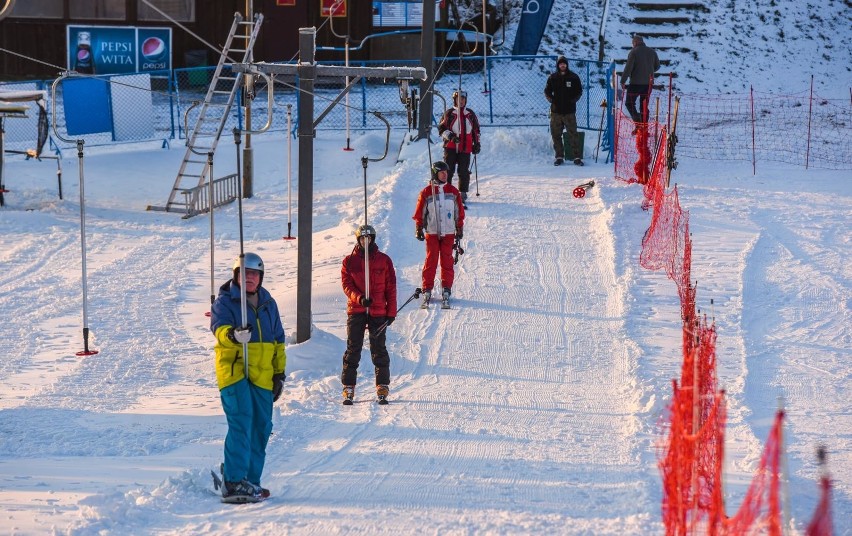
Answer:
[
  {"left": 341, "top": 243, "right": 398, "bottom": 317},
  {"left": 438, "top": 106, "right": 481, "bottom": 153}
]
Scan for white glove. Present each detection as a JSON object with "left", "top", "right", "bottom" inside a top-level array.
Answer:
[{"left": 229, "top": 325, "right": 252, "bottom": 344}]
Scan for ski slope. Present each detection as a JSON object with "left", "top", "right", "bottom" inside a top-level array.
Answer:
[{"left": 0, "top": 126, "right": 849, "bottom": 535}]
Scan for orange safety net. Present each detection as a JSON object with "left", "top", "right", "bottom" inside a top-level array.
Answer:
[
  {"left": 614, "top": 111, "right": 665, "bottom": 184},
  {"left": 806, "top": 476, "right": 834, "bottom": 536},
  {"left": 613, "top": 93, "right": 829, "bottom": 535},
  {"left": 806, "top": 448, "right": 834, "bottom": 536},
  {"left": 724, "top": 411, "right": 785, "bottom": 536},
  {"left": 672, "top": 91, "right": 852, "bottom": 170},
  {"left": 659, "top": 312, "right": 726, "bottom": 536}
]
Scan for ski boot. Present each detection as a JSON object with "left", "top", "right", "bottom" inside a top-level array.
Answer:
[
  {"left": 377, "top": 385, "right": 389, "bottom": 405},
  {"left": 221, "top": 479, "right": 264, "bottom": 504},
  {"left": 441, "top": 288, "right": 451, "bottom": 309},
  {"left": 420, "top": 290, "right": 432, "bottom": 309},
  {"left": 343, "top": 385, "right": 355, "bottom": 406}
]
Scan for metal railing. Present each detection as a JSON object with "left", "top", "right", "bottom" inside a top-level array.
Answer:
[{"left": 179, "top": 172, "right": 239, "bottom": 219}]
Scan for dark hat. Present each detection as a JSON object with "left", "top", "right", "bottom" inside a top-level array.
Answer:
[{"left": 556, "top": 56, "right": 568, "bottom": 66}]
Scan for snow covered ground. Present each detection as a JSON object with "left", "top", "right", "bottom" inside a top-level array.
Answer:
[{"left": 0, "top": 120, "right": 849, "bottom": 534}]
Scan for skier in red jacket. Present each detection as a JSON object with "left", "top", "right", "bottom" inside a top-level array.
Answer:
[
  {"left": 412, "top": 161, "right": 465, "bottom": 306},
  {"left": 340, "top": 224, "right": 398, "bottom": 405},
  {"left": 438, "top": 90, "right": 481, "bottom": 205}
]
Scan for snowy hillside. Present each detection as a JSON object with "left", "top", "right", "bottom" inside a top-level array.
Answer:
[{"left": 492, "top": 0, "right": 852, "bottom": 96}]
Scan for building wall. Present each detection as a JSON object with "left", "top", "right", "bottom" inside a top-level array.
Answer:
[{"left": 0, "top": 0, "right": 437, "bottom": 79}]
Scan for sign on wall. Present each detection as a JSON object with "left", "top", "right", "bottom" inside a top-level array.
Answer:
[
  {"left": 67, "top": 25, "right": 172, "bottom": 75},
  {"left": 321, "top": 0, "right": 346, "bottom": 17},
  {"left": 372, "top": 1, "right": 439, "bottom": 28}
]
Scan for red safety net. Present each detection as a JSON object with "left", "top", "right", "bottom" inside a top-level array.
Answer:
[
  {"left": 614, "top": 111, "right": 665, "bottom": 184},
  {"left": 639, "top": 184, "right": 686, "bottom": 278},
  {"left": 615, "top": 93, "right": 833, "bottom": 534},
  {"left": 724, "top": 411, "right": 785, "bottom": 536},
  {"left": 806, "top": 475, "right": 834, "bottom": 536},
  {"left": 659, "top": 313, "right": 725, "bottom": 536},
  {"left": 806, "top": 446, "right": 834, "bottom": 536},
  {"left": 673, "top": 90, "right": 852, "bottom": 170}
]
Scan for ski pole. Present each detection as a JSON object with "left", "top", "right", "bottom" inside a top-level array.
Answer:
[
  {"left": 233, "top": 128, "right": 249, "bottom": 379},
  {"left": 283, "top": 104, "right": 295, "bottom": 240},
  {"left": 207, "top": 151, "right": 215, "bottom": 317},
  {"left": 473, "top": 153, "right": 479, "bottom": 196},
  {"left": 376, "top": 288, "right": 422, "bottom": 335}
]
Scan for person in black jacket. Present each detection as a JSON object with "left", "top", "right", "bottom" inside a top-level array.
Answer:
[
  {"left": 544, "top": 56, "right": 584, "bottom": 166},
  {"left": 620, "top": 34, "right": 661, "bottom": 123}
]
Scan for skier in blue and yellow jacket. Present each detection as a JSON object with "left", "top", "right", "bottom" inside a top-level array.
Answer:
[{"left": 211, "top": 252, "right": 286, "bottom": 501}]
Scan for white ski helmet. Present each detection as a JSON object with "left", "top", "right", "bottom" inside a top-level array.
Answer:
[{"left": 232, "top": 252, "right": 264, "bottom": 285}]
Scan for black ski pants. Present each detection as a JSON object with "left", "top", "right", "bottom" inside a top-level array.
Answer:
[
  {"left": 341, "top": 312, "right": 390, "bottom": 387},
  {"left": 625, "top": 84, "right": 652, "bottom": 123},
  {"left": 443, "top": 148, "right": 472, "bottom": 193}
]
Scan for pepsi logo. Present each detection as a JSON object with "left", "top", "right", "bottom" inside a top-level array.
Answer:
[{"left": 141, "top": 37, "right": 165, "bottom": 60}]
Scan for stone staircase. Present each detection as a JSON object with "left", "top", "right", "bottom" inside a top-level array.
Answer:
[{"left": 613, "top": 1, "right": 711, "bottom": 89}]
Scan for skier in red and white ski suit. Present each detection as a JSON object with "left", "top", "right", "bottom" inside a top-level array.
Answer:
[{"left": 412, "top": 160, "right": 465, "bottom": 300}]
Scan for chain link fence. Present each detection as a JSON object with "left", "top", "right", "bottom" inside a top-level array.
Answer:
[{"left": 1, "top": 56, "right": 615, "bottom": 154}]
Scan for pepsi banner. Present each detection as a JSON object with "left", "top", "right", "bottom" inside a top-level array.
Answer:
[
  {"left": 67, "top": 25, "right": 172, "bottom": 75},
  {"left": 511, "top": 0, "right": 554, "bottom": 56}
]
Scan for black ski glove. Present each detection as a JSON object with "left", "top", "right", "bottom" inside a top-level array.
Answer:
[
  {"left": 415, "top": 226, "right": 425, "bottom": 241},
  {"left": 455, "top": 227, "right": 463, "bottom": 239},
  {"left": 272, "top": 373, "right": 286, "bottom": 402},
  {"left": 359, "top": 296, "right": 373, "bottom": 307},
  {"left": 472, "top": 142, "right": 481, "bottom": 155},
  {"left": 385, "top": 316, "right": 395, "bottom": 326}
]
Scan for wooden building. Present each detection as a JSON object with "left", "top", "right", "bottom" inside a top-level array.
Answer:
[{"left": 0, "top": 1, "right": 498, "bottom": 80}]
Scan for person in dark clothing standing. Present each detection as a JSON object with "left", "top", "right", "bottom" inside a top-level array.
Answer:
[
  {"left": 340, "top": 225, "right": 398, "bottom": 405},
  {"left": 438, "top": 90, "right": 481, "bottom": 204},
  {"left": 544, "top": 56, "right": 584, "bottom": 166},
  {"left": 620, "top": 34, "right": 660, "bottom": 123}
]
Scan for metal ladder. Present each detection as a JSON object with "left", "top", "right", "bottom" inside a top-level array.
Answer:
[{"left": 156, "top": 12, "right": 263, "bottom": 213}]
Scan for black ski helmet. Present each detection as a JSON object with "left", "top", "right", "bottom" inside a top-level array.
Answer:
[
  {"left": 431, "top": 160, "right": 449, "bottom": 181},
  {"left": 355, "top": 224, "right": 377, "bottom": 245},
  {"left": 232, "top": 252, "right": 264, "bottom": 286},
  {"left": 355, "top": 224, "right": 376, "bottom": 238}
]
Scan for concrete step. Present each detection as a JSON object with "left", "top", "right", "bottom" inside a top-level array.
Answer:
[
  {"left": 633, "top": 31, "right": 683, "bottom": 39},
  {"left": 631, "top": 16, "right": 692, "bottom": 24},
  {"left": 628, "top": 2, "right": 710, "bottom": 12}
]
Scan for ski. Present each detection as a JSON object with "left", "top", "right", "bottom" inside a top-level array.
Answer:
[{"left": 221, "top": 494, "right": 265, "bottom": 504}]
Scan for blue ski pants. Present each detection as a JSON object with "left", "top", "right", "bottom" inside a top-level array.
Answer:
[{"left": 220, "top": 378, "right": 273, "bottom": 485}]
